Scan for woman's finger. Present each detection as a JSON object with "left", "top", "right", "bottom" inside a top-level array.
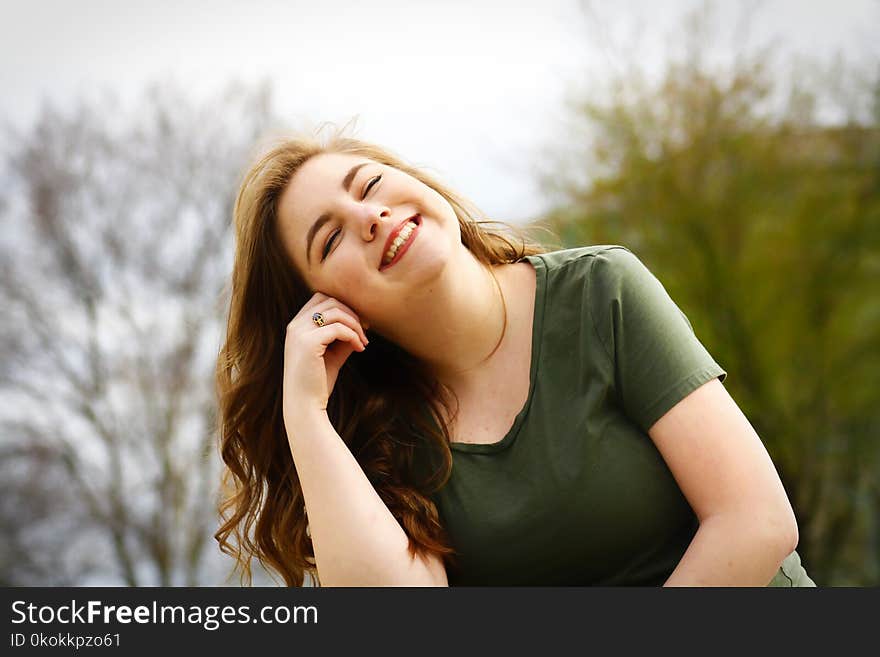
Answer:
[
  {"left": 297, "top": 297, "right": 368, "bottom": 343},
  {"left": 300, "top": 292, "right": 330, "bottom": 314},
  {"left": 311, "top": 322, "right": 365, "bottom": 354},
  {"left": 302, "top": 293, "right": 363, "bottom": 326},
  {"left": 306, "top": 306, "right": 369, "bottom": 347}
]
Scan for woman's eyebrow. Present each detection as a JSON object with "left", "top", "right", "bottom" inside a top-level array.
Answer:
[
  {"left": 342, "top": 162, "right": 369, "bottom": 193},
  {"left": 305, "top": 214, "right": 332, "bottom": 267},
  {"left": 305, "top": 162, "right": 370, "bottom": 267}
]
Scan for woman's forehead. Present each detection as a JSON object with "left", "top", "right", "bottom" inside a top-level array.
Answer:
[
  {"left": 276, "top": 153, "right": 376, "bottom": 265},
  {"left": 284, "top": 153, "right": 375, "bottom": 214},
  {"left": 297, "top": 152, "right": 376, "bottom": 188},
  {"left": 279, "top": 153, "right": 371, "bottom": 214}
]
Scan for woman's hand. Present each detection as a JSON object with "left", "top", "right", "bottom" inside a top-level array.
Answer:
[{"left": 282, "top": 293, "right": 369, "bottom": 422}]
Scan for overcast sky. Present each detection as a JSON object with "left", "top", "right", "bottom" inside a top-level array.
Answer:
[{"left": 2, "top": 0, "right": 877, "bottom": 223}]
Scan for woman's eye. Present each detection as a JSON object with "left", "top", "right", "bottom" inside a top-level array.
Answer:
[
  {"left": 362, "top": 175, "right": 381, "bottom": 199},
  {"left": 322, "top": 229, "right": 340, "bottom": 260}
]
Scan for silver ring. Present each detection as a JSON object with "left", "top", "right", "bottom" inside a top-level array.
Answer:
[{"left": 312, "top": 312, "right": 325, "bottom": 327}]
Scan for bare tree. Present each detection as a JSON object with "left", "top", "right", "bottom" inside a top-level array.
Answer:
[{"left": 1, "top": 81, "right": 281, "bottom": 585}]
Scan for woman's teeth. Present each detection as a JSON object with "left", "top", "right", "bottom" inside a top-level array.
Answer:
[{"left": 383, "top": 220, "right": 416, "bottom": 265}]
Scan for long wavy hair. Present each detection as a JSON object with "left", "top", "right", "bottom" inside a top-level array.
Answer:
[{"left": 214, "top": 126, "right": 548, "bottom": 586}]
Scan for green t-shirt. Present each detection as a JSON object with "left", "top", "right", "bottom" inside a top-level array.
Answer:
[{"left": 430, "top": 245, "right": 814, "bottom": 586}]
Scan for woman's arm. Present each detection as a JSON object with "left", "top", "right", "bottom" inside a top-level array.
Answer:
[
  {"left": 647, "top": 378, "right": 799, "bottom": 586},
  {"left": 286, "top": 406, "right": 448, "bottom": 587},
  {"left": 283, "top": 294, "right": 448, "bottom": 587}
]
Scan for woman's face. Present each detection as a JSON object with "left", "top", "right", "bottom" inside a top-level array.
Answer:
[{"left": 276, "top": 152, "right": 462, "bottom": 328}]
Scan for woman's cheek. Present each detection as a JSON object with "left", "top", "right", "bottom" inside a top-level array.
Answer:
[{"left": 330, "top": 268, "right": 367, "bottom": 306}]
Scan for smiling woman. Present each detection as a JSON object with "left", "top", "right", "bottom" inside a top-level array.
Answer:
[{"left": 214, "top": 126, "right": 815, "bottom": 588}]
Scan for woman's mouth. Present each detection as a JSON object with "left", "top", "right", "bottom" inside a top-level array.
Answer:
[{"left": 380, "top": 216, "right": 420, "bottom": 270}]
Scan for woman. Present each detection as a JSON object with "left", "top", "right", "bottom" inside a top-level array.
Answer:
[{"left": 215, "top": 128, "right": 815, "bottom": 587}]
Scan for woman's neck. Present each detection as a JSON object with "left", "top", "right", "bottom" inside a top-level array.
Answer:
[{"left": 377, "top": 249, "right": 509, "bottom": 388}]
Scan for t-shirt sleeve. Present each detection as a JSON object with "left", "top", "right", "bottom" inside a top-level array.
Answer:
[{"left": 587, "top": 246, "right": 727, "bottom": 433}]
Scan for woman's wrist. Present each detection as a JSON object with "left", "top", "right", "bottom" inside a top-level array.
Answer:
[{"left": 284, "top": 403, "right": 332, "bottom": 443}]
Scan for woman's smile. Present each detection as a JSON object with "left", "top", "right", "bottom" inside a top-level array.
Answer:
[{"left": 380, "top": 215, "right": 421, "bottom": 271}]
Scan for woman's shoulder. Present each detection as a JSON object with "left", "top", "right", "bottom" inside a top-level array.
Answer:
[
  {"left": 522, "top": 245, "right": 645, "bottom": 292},
  {"left": 520, "top": 244, "right": 658, "bottom": 315},
  {"left": 523, "top": 244, "right": 635, "bottom": 272}
]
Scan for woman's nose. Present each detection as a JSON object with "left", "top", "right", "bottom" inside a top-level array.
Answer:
[{"left": 360, "top": 203, "right": 389, "bottom": 241}]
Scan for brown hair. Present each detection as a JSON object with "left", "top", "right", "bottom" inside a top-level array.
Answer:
[{"left": 214, "top": 125, "right": 547, "bottom": 585}]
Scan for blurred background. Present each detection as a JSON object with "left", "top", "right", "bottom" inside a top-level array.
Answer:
[{"left": 1, "top": 0, "right": 877, "bottom": 586}]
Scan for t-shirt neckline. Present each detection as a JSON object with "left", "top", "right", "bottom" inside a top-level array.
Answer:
[{"left": 450, "top": 254, "right": 547, "bottom": 454}]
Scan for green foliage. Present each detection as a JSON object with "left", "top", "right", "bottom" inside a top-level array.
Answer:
[{"left": 541, "top": 45, "right": 880, "bottom": 585}]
